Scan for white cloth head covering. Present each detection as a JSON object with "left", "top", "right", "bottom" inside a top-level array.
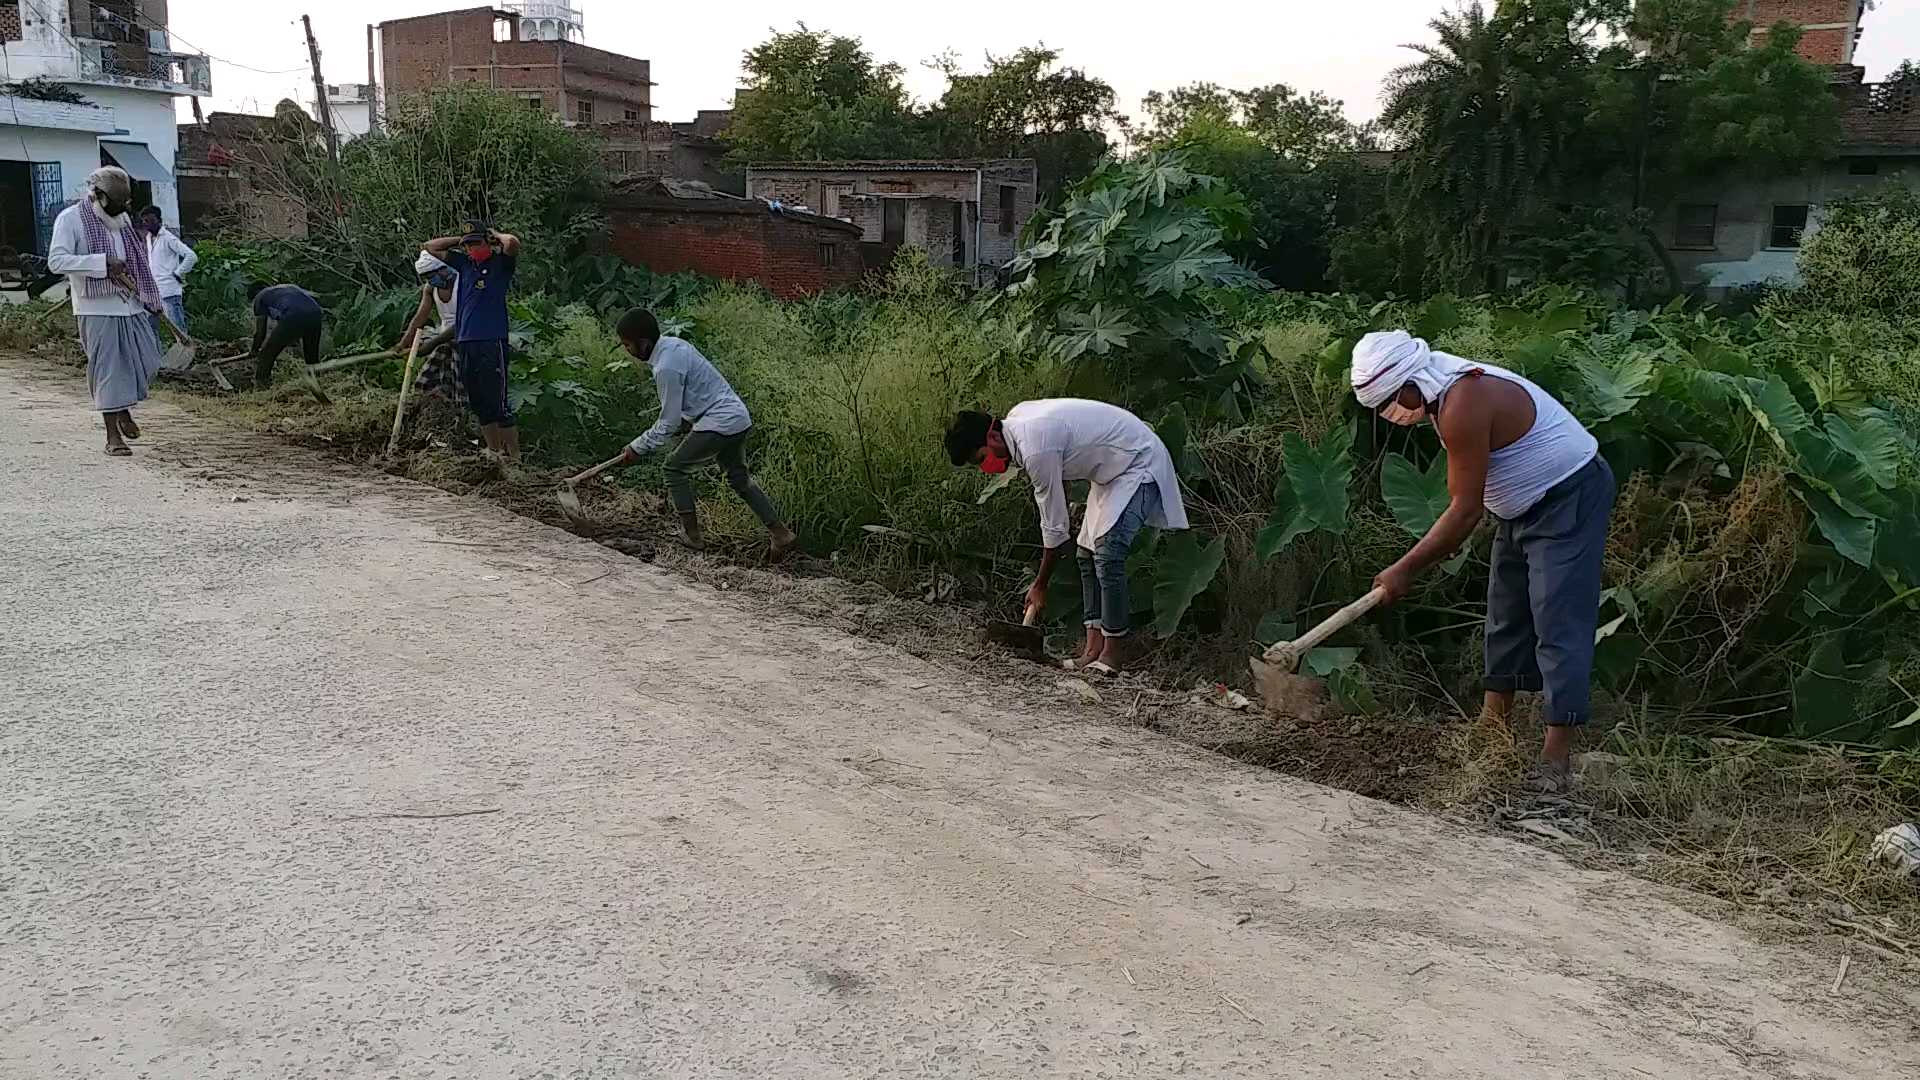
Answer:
[
  {"left": 414, "top": 250, "right": 449, "bottom": 276},
  {"left": 87, "top": 165, "right": 131, "bottom": 204},
  {"left": 1350, "top": 330, "right": 1478, "bottom": 409}
]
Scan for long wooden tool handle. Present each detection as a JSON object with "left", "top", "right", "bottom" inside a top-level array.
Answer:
[
  {"left": 155, "top": 308, "right": 195, "bottom": 347},
  {"left": 567, "top": 453, "right": 629, "bottom": 488},
  {"left": 1021, "top": 600, "right": 1042, "bottom": 627},
  {"left": 1278, "top": 587, "right": 1387, "bottom": 660},
  {"left": 385, "top": 336, "right": 424, "bottom": 457}
]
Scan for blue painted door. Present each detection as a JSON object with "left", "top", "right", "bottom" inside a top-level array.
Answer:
[{"left": 30, "top": 163, "right": 64, "bottom": 256}]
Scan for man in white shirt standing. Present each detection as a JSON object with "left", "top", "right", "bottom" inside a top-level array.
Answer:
[
  {"left": 946, "top": 400, "right": 1189, "bottom": 675},
  {"left": 138, "top": 205, "right": 196, "bottom": 339},
  {"left": 610, "top": 308, "right": 799, "bottom": 561},
  {"left": 48, "top": 167, "right": 166, "bottom": 457}
]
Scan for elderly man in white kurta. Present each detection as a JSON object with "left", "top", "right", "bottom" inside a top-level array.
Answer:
[
  {"left": 946, "top": 399, "right": 1188, "bottom": 674},
  {"left": 47, "top": 166, "right": 166, "bottom": 457}
]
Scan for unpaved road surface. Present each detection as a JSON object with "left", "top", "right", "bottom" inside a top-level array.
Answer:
[{"left": 3, "top": 366, "right": 1914, "bottom": 1079}]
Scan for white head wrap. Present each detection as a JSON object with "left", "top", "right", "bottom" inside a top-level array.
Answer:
[
  {"left": 87, "top": 165, "right": 131, "bottom": 204},
  {"left": 1350, "top": 330, "right": 1477, "bottom": 409},
  {"left": 414, "top": 251, "right": 449, "bottom": 276}
]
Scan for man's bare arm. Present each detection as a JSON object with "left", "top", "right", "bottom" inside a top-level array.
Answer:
[{"left": 1375, "top": 383, "right": 1492, "bottom": 601}]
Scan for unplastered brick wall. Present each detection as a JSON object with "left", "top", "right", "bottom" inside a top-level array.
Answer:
[
  {"left": 978, "top": 160, "right": 1038, "bottom": 269},
  {"left": 1740, "top": 0, "right": 1860, "bottom": 63},
  {"left": 606, "top": 205, "right": 861, "bottom": 299}
]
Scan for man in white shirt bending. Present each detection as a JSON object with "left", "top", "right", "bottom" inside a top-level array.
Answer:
[
  {"left": 138, "top": 205, "right": 196, "bottom": 339},
  {"left": 610, "top": 308, "right": 799, "bottom": 561},
  {"left": 946, "top": 400, "right": 1189, "bottom": 675}
]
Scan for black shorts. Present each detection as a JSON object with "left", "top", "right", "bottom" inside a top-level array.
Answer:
[{"left": 456, "top": 340, "right": 513, "bottom": 427}]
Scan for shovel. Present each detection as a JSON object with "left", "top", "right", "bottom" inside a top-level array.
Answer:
[
  {"left": 1249, "top": 587, "right": 1386, "bottom": 716},
  {"left": 986, "top": 599, "right": 1047, "bottom": 661},
  {"left": 556, "top": 452, "right": 630, "bottom": 526}
]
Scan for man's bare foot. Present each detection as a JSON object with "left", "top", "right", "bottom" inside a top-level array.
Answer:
[
  {"left": 677, "top": 512, "right": 705, "bottom": 552},
  {"left": 119, "top": 413, "right": 140, "bottom": 440},
  {"left": 768, "top": 525, "right": 799, "bottom": 563},
  {"left": 1062, "top": 626, "right": 1103, "bottom": 670},
  {"left": 1086, "top": 633, "right": 1146, "bottom": 676},
  {"left": 103, "top": 413, "right": 131, "bottom": 456}
]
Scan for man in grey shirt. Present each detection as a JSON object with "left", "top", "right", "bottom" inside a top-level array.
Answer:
[{"left": 613, "top": 309, "right": 798, "bottom": 560}]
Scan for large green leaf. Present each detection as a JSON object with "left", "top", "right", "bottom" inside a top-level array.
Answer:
[
  {"left": 1381, "top": 451, "right": 1451, "bottom": 538},
  {"left": 1791, "top": 638, "right": 1884, "bottom": 743},
  {"left": 976, "top": 467, "right": 1024, "bottom": 506},
  {"left": 1536, "top": 302, "right": 1588, "bottom": 335},
  {"left": 1253, "top": 613, "right": 1296, "bottom": 649},
  {"left": 1794, "top": 486, "right": 1878, "bottom": 567},
  {"left": 1150, "top": 531, "right": 1227, "bottom": 638},
  {"left": 1155, "top": 403, "right": 1208, "bottom": 481},
  {"left": 1281, "top": 424, "right": 1355, "bottom": 535},
  {"left": 1736, "top": 375, "right": 1812, "bottom": 457},
  {"left": 1413, "top": 295, "right": 1461, "bottom": 342},
  {"left": 1823, "top": 414, "right": 1902, "bottom": 490},
  {"left": 1877, "top": 489, "right": 1920, "bottom": 588},
  {"left": 1052, "top": 304, "right": 1140, "bottom": 364},
  {"left": 1255, "top": 478, "right": 1315, "bottom": 561},
  {"left": 1576, "top": 352, "right": 1657, "bottom": 424}
]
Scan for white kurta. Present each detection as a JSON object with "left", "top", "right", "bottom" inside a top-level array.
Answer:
[
  {"left": 1001, "top": 398, "right": 1189, "bottom": 550},
  {"left": 47, "top": 203, "right": 146, "bottom": 317}
]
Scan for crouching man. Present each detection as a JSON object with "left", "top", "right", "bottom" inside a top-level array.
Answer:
[
  {"left": 945, "top": 399, "right": 1188, "bottom": 675},
  {"left": 1352, "top": 330, "right": 1615, "bottom": 792}
]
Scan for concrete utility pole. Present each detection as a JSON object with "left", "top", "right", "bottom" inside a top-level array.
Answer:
[
  {"left": 366, "top": 23, "right": 381, "bottom": 136},
  {"left": 303, "top": 14, "right": 342, "bottom": 168}
]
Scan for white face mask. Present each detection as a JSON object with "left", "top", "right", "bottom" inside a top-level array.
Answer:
[{"left": 1381, "top": 401, "right": 1427, "bottom": 427}]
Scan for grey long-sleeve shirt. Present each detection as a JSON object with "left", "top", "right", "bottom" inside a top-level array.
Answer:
[{"left": 627, "top": 336, "right": 753, "bottom": 455}]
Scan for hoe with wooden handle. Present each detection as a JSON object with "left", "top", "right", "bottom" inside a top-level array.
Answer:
[
  {"left": 1261, "top": 587, "right": 1388, "bottom": 673},
  {"left": 555, "top": 452, "right": 630, "bottom": 526}
]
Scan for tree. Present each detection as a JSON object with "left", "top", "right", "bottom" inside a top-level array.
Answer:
[
  {"left": 923, "top": 46, "right": 1124, "bottom": 197},
  {"left": 1142, "top": 82, "right": 1374, "bottom": 165},
  {"left": 1146, "top": 117, "right": 1337, "bottom": 290},
  {"left": 1794, "top": 180, "right": 1920, "bottom": 320},
  {"left": 1380, "top": 0, "right": 1611, "bottom": 293},
  {"left": 723, "top": 26, "right": 923, "bottom": 162}
]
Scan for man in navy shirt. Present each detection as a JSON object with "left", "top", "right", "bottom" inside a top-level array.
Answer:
[
  {"left": 423, "top": 223, "right": 522, "bottom": 460},
  {"left": 243, "top": 282, "right": 325, "bottom": 388}
]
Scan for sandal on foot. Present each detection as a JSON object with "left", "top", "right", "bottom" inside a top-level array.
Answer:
[
  {"left": 1084, "top": 660, "right": 1120, "bottom": 677},
  {"left": 106, "top": 445, "right": 132, "bottom": 457}
]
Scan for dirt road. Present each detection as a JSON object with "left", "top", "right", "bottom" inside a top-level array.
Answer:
[{"left": 2, "top": 367, "right": 1911, "bottom": 1079}]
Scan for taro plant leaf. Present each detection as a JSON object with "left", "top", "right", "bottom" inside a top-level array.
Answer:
[
  {"left": 1156, "top": 403, "right": 1208, "bottom": 481},
  {"left": 1793, "top": 486, "right": 1879, "bottom": 568},
  {"left": 976, "top": 467, "right": 1024, "bottom": 506},
  {"left": 1305, "top": 647, "right": 1375, "bottom": 712},
  {"left": 1736, "top": 375, "right": 1812, "bottom": 457},
  {"left": 1304, "top": 647, "right": 1361, "bottom": 676},
  {"left": 1381, "top": 450, "right": 1451, "bottom": 538},
  {"left": 1536, "top": 302, "right": 1588, "bottom": 335},
  {"left": 1823, "top": 414, "right": 1902, "bottom": 490},
  {"left": 1281, "top": 423, "right": 1355, "bottom": 536},
  {"left": 1413, "top": 295, "right": 1461, "bottom": 342},
  {"left": 1255, "top": 478, "right": 1316, "bottom": 561},
  {"left": 1254, "top": 613, "right": 1297, "bottom": 649},
  {"left": 1150, "top": 531, "right": 1227, "bottom": 638},
  {"left": 1877, "top": 490, "right": 1920, "bottom": 588},
  {"left": 1791, "top": 638, "right": 1881, "bottom": 742},
  {"left": 1576, "top": 352, "right": 1657, "bottom": 424}
]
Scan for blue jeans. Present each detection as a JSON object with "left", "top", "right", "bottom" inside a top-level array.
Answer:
[
  {"left": 148, "top": 295, "right": 187, "bottom": 339},
  {"left": 1483, "top": 456, "right": 1616, "bottom": 727},
  {"left": 1077, "top": 481, "right": 1163, "bottom": 638}
]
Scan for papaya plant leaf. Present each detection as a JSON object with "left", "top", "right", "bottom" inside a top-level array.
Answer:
[
  {"left": 1151, "top": 531, "right": 1227, "bottom": 639},
  {"left": 1793, "top": 486, "right": 1878, "bottom": 568},
  {"left": 1381, "top": 450, "right": 1451, "bottom": 538},
  {"left": 1256, "top": 478, "right": 1315, "bottom": 561},
  {"left": 1281, "top": 424, "right": 1355, "bottom": 535},
  {"left": 1823, "top": 414, "right": 1901, "bottom": 490}
]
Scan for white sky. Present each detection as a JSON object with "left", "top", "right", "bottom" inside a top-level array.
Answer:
[{"left": 170, "top": 0, "right": 1919, "bottom": 125}]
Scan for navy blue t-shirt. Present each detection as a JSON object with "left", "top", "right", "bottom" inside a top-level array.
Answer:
[
  {"left": 444, "top": 249, "right": 516, "bottom": 343},
  {"left": 252, "top": 284, "right": 322, "bottom": 323}
]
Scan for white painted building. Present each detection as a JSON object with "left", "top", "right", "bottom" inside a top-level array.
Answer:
[
  {"left": 0, "top": 1, "right": 210, "bottom": 254},
  {"left": 310, "top": 82, "right": 373, "bottom": 142}
]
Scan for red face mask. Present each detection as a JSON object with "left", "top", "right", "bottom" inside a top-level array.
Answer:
[
  {"left": 465, "top": 242, "right": 493, "bottom": 264},
  {"left": 979, "top": 424, "right": 1010, "bottom": 475}
]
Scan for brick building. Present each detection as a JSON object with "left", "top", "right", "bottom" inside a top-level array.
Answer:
[
  {"left": 744, "top": 159, "right": 1037, "bottom": 281},
  {"left": 378, "top": 5, "right": 651, "bottom": 126},
  {"left": 599, "top": 118, "right": 740, "bottom": 194},
  {"left": 602, "top": 176, "right": 862, "bottom": 299},
  {"left": 1739, "top": 0, "right": 1867, "bottom": 65}
]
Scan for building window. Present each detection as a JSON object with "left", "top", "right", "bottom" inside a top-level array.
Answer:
[
  {"left": 882, "top": 199, "right": 906, "bottom": 245},
  {"left": 520, "top": 94, "right": 544, "bottom": 111},
  {"left": 625, "top": 108, "right": 640, "bottom": 122},
  {"left": 1769, "top": 204, "right": 1810, "bottom": 249},
  {"left": 998, "top": 185, "right": 1017, "bottom": 236},
  {"left": 1847, "top": 158, "right": 1879, "bottom": 176},
  {"left": 1673, "top": 203, "right": 1717, "bottom": 250},
  {"left": 820, "top": 242, "right": 838, "bottom": 268},
  {"left": 575, "top": 100, "right": 594, "bottom": 125}
]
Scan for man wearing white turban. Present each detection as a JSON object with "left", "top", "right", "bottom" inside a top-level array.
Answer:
[
  {"left": 47, "top": 166, "right": 167, "bottom": 456},
  {"left": 1351, "top": 330, "right": 1614, "bottom": 791}
]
